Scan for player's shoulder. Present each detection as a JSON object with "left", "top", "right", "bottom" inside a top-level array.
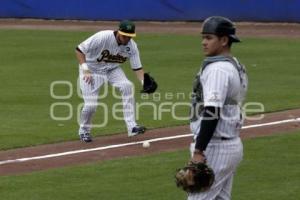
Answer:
[
  {"left": 125, "top": 39, "right": 138, "bottom": 52},
  {"left": 205, "top": 61, "right": 233, "bottom": 74},
  {"left": 128, "top": 38, "right": 138, "bottom": 47}
]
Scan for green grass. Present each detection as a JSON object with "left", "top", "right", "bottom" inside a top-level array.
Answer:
[
  {"left": 233, "top": 38, "right": 300, "bottom": 112},
  {"left": 0, "top": 131, "right": 299, "bottom": 200},
  {"left": 233, "top": 131, "right": 300, "bottom": 200},
  {"left": 0, "top": 29, "right": 300, "bottom": 149}
]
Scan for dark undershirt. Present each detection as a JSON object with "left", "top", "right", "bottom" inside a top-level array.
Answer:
[{"left": 195, "top": 106, "right": 220, "bottom": 151}]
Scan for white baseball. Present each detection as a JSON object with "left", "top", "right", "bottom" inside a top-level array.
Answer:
[{"left": 142, "top": 141, "right": 150, "bottom": 148}]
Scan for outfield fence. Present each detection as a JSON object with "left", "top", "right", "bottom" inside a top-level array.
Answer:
[{"left": 1, "top": 0, "right": 300, "bottom": 22}]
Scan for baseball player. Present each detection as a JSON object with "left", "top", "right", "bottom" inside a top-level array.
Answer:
[
  {"left": 76, "top": 20, "right": 146, "bottom": 142},
  {"left": 188, "top": 16, "right": 248, "bottom": 199}
]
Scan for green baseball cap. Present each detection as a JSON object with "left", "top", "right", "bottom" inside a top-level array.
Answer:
[{"left": 118, "top": 20, "right": 136, "bottom": 37}]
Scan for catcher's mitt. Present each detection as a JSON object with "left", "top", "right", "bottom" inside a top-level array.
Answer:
[
  {"left": 175, "top": 162, "right": 215, "bottom": 193},
  {"left": 141, "top": 73, "right": 157, "bottom": 93}
]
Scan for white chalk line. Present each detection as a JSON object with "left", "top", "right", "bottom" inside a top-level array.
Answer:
[{"left": 0, "top": 117, "right": 299, "bottom": 166}]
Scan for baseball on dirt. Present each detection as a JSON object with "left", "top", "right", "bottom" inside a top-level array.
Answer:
[{"left": 142, "top": 141, "right": 150, "bottom": 148}]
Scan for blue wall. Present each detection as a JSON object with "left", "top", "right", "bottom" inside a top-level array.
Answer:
[{"left": 1, "top": 0, "right": 300, "bottom": 22}]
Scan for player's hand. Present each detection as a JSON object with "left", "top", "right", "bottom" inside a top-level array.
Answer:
[
  {"left": 191, "top": 150, "right": 206, "bottom": 163},
  {"left": 83, "top": 70, "right": 93, "bottom": 84}
]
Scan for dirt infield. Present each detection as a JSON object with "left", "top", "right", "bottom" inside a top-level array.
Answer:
[
  {"left": 0, "top": 109, "right": 300, "bottom": 176},
  {"left": 1, "top": 19, "right": 300, "bottom": 38}
]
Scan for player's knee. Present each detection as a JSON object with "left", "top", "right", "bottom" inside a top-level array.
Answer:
[
  {"left": 82, "top": 104, "right": 97, "bottom": 113},
  {"left": 119, "top": 81, "right": 134, "bottom": 94}
]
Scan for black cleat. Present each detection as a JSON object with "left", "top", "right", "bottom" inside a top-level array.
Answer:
[
  {"left": 128, "top": 125, "right": 146, "bottom": 137},
  {"left": 79, "top": 133, "right": 93, "bottom": 142}
]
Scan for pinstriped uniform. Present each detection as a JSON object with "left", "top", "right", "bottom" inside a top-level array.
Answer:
[
  {"left": 189, "top": 58, "right": 248, "bottom": 200},
  {"left": 78, "top": 30, "right": 142, "bottom": 135}
]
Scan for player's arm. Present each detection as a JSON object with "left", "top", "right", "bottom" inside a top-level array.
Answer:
[
  {"left": 76, "top": 32, "right": 104, "bottom": 84},
  {"left": 133, "top": 68, "right": 145, "bottom": 85},
  {"left": 192, "top": 106, "right": 220, "bottom": 163},
  {"left": 75, "top": 47, "right": 86, "bottom": 65},
  {"left": 129, "top": 43, "right": 144, "bottom": 85},
  {"left": 75, "top": 47, "right": 93, "bottom": 84}
]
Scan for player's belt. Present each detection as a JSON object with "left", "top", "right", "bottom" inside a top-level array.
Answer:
[
  {"left": 192, "top": 137, "right": 234, "bottom": 142},
  {"left": 221, "top": 137, "right": 231, "bottom": 140},
  {"left": 212, "top": 137, "right": 233, "bottom": 141}
]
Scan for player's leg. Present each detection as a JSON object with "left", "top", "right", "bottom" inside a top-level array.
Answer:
[
  {"left": 188, "top": 138, "right": 243, "bottom": 200},
  {"left": 214, "top": 139, "right": 243, "bottom": 200},
  {"left": 215, "top": 174, "right": 233, "bottom": 200},
  {"left": 188, "top": 141, "right": 223, "bottom": 200},
  {"left": 107, "top": 67, "right": 145, "bottom": 136},
  {"left": 189, "top": 176, "right": 233, "bottom": 200},
  {"left": 78, "top": 70, "right": 106, "bottom": 142}
]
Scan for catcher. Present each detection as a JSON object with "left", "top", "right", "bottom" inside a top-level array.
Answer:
[{"left": 176, "top": 16, "right": 248, "bottom": 200}]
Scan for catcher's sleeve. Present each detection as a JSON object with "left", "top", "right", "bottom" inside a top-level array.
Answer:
[{"left": 195, "top": 106, "right": 220, "bottom": 151}]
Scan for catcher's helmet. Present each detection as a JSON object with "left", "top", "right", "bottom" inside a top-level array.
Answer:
[{"left": 202, "top": 16, "right": 240, "bottom": 42}]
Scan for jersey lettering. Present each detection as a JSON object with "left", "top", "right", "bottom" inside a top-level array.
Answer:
[{"left": 97, "top": 49, "right": 127, "bottom": 63}]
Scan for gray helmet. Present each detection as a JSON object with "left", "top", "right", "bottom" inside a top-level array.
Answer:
[{"left": 202, "top": 16, "right": 240, "bottom": 42}]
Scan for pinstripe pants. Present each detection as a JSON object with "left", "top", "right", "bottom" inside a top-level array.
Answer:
[
  {"left": 78, "top": 67, "right": 137, "bottom": 135},
  {"left": 189, "top": 138, "right": 243, "bottom": 200}
]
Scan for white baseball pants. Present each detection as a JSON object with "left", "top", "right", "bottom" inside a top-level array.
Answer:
[
  {"left": 188, "top": 138, "right": 243, "bottom": 200},
  {"left": 78, "top": 67, "right": 137, "bottom": 135}
]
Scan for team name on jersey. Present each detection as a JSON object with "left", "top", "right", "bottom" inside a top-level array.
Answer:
[{"left": 97, "top": 50, "right": 127, "bottom": 63}]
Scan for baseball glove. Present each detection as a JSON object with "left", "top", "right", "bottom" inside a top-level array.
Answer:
[
  {"left": 175, "top": 162, "right": 215, "bottom": 193},
  {"left": 141, "top": 73, "right": 157, "bottom": 93}
]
